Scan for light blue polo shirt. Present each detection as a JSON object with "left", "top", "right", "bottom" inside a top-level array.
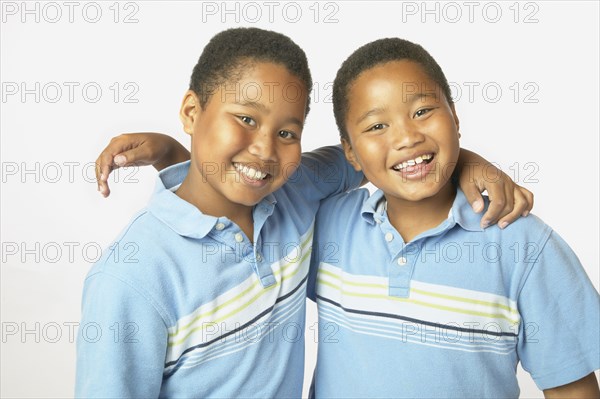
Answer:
[
  {"left": 308, "top": 187, "right": 599, "bottom": 398},
  {"left": 75, "top": 146, "right": 363, "bottom": 398}
]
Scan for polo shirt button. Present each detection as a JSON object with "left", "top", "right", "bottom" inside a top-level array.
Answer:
[
  {"left": 215, "top": 222, "right": 225, "bottom": 231},
  {"left": 385, "top": 232, "right": 394, "bottom": 242},
  {"left": 397, "top": 257, "right": 407, "bottom": 266},
  {"left": 234, "top": 233, "right": 244, "bottom": 243},
  {"left": 256, "top": 253, "right": 263, "bottom": 262}
]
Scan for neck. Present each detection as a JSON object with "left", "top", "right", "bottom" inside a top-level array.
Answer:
[
  {"left": 175, "top": 172, "right": 255, "bottom": 241},
  {"left": 385, "top": 183, "right": 456, "bottom": 243}
]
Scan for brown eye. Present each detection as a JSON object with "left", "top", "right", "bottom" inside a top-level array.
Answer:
[
  {"left": 414, "top": 108, "right": 433, "bottom": 118},
  {"left": 239, "top": 116, "right": 256, "bottom": 126},
  {"left": 278, "top": 130, "right": 296, "bottom": 140},
  {"left": 367, "top": 123, "right": 386, "bottom": 132}
]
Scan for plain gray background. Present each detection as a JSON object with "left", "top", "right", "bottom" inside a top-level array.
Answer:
[{"left": 1, "top": 1, "right": 598, "bottom": 397}]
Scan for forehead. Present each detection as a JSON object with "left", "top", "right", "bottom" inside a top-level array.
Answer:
[
  {"left": 218, "top": 61, "right": 308, "bottom": 108},
  {"left": 348, "top": 60, "right": 439, "bottom": 103}
]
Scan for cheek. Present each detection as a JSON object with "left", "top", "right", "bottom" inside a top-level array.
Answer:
[
  {"left": 428, "top": 119, "right": 459, "bottom": 147},
  {"left": 354, "top": 138, "right": 385, "bottom": 166},
  {"left": 442, "top": 122, "right": 460, "bottom": 150},
  {"left": 206, "top": 120, "right": 246, "bottom": 147},
  {"left": 279, "top": 145, "right": 301, "bottom": 168}
]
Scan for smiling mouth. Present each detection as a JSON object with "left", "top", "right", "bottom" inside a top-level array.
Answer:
[
  {"left": 392, "top": 153, "right": 434, "bottom": 171},
  {"left": 233, "top": 163, "right": 269, "bottom": 181}
]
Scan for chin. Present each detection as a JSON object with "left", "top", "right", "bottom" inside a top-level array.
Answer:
[
  {"left": 233, "top": 195, "right": 264, "bottom": 207},
  {"left": 402, "top": 192, "right": 435, "bottom": 202},
  {"left": 401, "top": 184, "right": 446, "bottom": 202}
]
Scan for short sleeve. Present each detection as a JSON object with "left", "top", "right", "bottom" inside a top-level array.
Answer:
[
  {"left": 517, "top": 230, "right": 600, "bottom": 390},
  {"left": 75, "top": 272, "right": 169, "bottom": 398},
  {"left": 290, "top": 145, "right": 363, "bottom": 202}
]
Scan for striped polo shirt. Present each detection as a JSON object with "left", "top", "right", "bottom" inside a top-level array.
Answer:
[
  {"left": 75, "top": 146, "right": 362, "bottom": 398},
  {"left": 308, "top": 187, "right": 599, "bottom": 398}
]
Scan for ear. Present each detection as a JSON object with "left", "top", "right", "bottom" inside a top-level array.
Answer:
[
  {"left": 449, "top": 102, "right": 460, "bottom": 138},
  {"left": 179, "top": 90, "right": 201, "bottom": 135},
  {"left": 342, "top": 138, "right": 362, "bottom": 172}
]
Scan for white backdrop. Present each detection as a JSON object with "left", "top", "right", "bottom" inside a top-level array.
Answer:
[{"left": 1, "top": 1, "right": 598, "bottom": 397}]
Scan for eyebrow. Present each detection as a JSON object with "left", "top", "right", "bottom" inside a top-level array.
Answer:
[
  {"left": 235, "top": 100, "right": 304, "bottom": 128},
  {"left": 355, "top": 92, "right": 440, "bottom": 125},
  {"left": 235, "top": 100, "right": 269, "bottom": 113},
  {"left": 404, "top": 92, "right": 439, "bottom": 102},
  {"left": 355, "top": 107, "right": 388, "bottom": 125}
]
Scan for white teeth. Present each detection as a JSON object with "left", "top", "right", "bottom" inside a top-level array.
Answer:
[
  {"left": 393, "top": 154, "right": 433, "bottom": 171},
  {"left": 234, "top": 163, "right": 267, "bottom": 180}
]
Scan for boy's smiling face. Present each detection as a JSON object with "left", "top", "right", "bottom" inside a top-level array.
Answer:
[
  {"left": 343, "top": 60, "right": 460, "bottom": 203},
  {"left": 180, "top": 61, "right": 307, "bottom": 212}
]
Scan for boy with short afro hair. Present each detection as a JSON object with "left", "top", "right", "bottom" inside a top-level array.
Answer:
[
  {"left": 308, "top": 37, "right": 600, "bottom": 398},
  {"left": 76, "top": 27, "right": 363, "bottom": 398}
]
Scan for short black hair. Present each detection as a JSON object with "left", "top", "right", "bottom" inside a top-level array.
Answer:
[
  {"left": 189, "top": 27, "right": 312, "bottom": 114},
  {"left": 333, "top": 38, "right": 452, "bottom": 141}
]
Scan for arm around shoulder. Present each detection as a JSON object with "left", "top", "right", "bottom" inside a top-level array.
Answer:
[{"left": 96, "top": 132, "right": 190, "bottom": 197}]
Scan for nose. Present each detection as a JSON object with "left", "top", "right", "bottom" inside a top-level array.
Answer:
[
  {"left": 390, "top": 121, "right": 425, "bottom": 150},
  {"left": 248, "top": 129, "right": 277, "bottom": 162}
]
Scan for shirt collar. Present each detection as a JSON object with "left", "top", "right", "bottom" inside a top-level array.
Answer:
[
  {"left": 360, "top": 187, "right": 483, "bottom": 232},
  {"left": 147, "top": 160, "right": 277, "bottom": 239},
  {"left": 448, "top": 188, "right": 485, "bottom": 232},
  {"left": 361, "top": 189, "right": 386, "bottom": 225}
]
